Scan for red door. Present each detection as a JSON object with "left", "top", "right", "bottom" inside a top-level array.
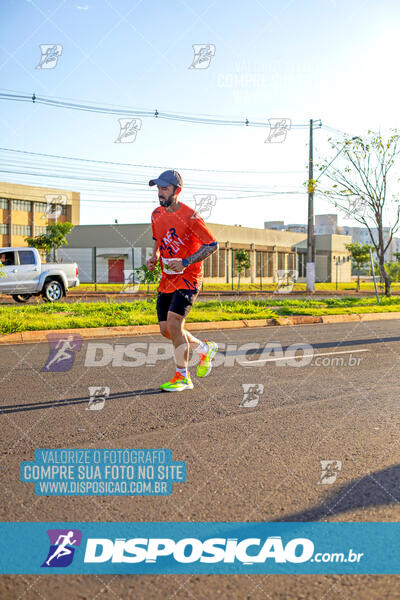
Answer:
[{"left": 108, "top": 259, "right": 124, "bottom": 283}]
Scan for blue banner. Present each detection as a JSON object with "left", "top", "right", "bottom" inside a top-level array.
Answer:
[
  {"left": 20, "top": 449, "right": 186, "bottom": 496},
  {"left": 0, "top": 522, "right": 398, "bottom": 574}
]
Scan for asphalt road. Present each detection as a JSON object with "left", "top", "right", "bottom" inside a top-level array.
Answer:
[{"left": 0, "top": 320, "right": 399, "bottom": 599}]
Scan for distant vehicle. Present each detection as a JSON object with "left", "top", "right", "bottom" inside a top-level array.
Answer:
[{"left": 0, "top": 247, "right": 79, "bottom": 303}]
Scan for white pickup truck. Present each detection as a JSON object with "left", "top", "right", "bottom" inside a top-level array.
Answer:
[{"left": 0, "top": 247, "right": 79, "bottom": 303}]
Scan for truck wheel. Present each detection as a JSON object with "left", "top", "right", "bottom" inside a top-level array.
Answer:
[
  {"left": 42, "top": 280, "right": 63, "bottom": 302},
  {"left": 12, "top": 294, "right": 32, "bottom": 303}
]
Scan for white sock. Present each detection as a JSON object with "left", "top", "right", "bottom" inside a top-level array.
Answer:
[
  {"left": 196, "top": 341, "right": 209, "bottom": 355},
  {"left": 176, "top": 367, "right": 188, "bottom": 378}
]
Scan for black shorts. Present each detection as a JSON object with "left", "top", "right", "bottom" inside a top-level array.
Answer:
[{"left": 156, "top": 289, "right": 199, "bottom": 322}]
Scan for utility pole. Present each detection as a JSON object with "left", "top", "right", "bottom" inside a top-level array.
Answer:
[{"left": 306, "top": 118, "right": 315, "bottom": 292}]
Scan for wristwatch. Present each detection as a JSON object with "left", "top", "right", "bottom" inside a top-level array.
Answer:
[{"left": 182, "top": 258, "right": 189, "bottom": 267}]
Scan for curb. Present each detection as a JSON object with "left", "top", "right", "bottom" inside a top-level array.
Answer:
[{"left": 1, "top": 311, "right": 400, "bottom": 346}]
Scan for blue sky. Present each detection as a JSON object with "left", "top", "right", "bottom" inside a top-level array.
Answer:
[{"left": 1, "top": 0, "right": 400, "bottom": 227}]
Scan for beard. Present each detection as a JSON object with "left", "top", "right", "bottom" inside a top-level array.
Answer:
[{"left": 158, "top": 191, "right": 175, "bottom": 207}]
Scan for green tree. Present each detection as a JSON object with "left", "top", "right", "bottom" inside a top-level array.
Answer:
[
  {"left": 393, "top": 251, "right": 400, "bottom": 262},
  {"left": 134, "top": 258, "right": 161, "bottom": 293},
  {"left": 345, "top": 243, "right": 372, "bottom": 292},
  {"left": 235, "top": 249, "right": 250, "bottom": 291},
  {"left": 385, "top": 261, "right": 400, "bottom": 283},
  {"left": 25, "top": 222, "right": 74, "bottom": 262},
  {"left": 317, "top": 131, "right": 400, "bottom": 296}
]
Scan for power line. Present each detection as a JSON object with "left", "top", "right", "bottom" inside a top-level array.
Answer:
[
  {"left": 0, "top": 90, "right": 322, "bottom": 130},
  {"left": 0, "top": 167, "right": 304, "bottom": 195},
  {"left": 0, "top": 146, "right": 305, "bottom": 175},
  {"left": 0, "top": 148, "right": 306, "bottom": 193},
  {"left": 320, "top": 124, "right": 349, "bottom": 137}
]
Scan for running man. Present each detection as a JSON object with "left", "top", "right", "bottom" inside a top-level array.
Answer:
[
  {"left": 43, "top": 335, "right": 77, "bottom": 371},
  {"left": 46, "top": 531, "right": 77, "bottom": 566},
  {"left": 147, "top": 170, "right": 218, "bottom": 392}
]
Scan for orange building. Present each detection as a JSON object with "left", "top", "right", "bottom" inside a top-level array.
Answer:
[{"left": 0, "top": 181, "right": 80, "bottom": 248}]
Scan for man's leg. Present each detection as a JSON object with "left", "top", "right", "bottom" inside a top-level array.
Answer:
[
  {"left": 159, "top": 289, "right": 216, "bottom": 390},
  {"left": 159, "top": 312, "right": 193, "bottom": 391},
  {"left": 157, "top": 291, "right": 172, "bottom": 340},
  {"left": 166, "top": 311, "right": 189, "bottom": 369},
  {"left": 168, "top": 289, "right": 217, "bottom": 378},
  {"left": 158, "top": 290, "right": 194, "bottom": 391},
  {"left": 159, "top": 319, "right": 203, "bottom": 350}
]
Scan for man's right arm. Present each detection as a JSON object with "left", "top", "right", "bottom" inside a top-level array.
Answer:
[{"left": 146, "top": 239, "right": 160, "bottom": 271}]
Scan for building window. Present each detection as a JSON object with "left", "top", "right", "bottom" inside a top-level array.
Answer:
[
  {"left": 0, "top": 198, "right": 8, "bottom": 210},
  {"left": 34, "top": 202, "right": 67, "bottom": 216},
  {"left": 34, "top": 202, "right": 47, "bottom": 213},
  {"left": 278, "top": 252, "right": 286, "bottom": 270},
  {"left": 219, "top": 248, "right": 226, "bottom": 280},
  {"left": 211, "top": 250, "right": 218, "bottom": 277},
  {"left": 12, "top": 200, "right": 31, "bottom": 212},
  {"left": 0, "top": 224, "right": 8, "bottom": 234},
  {"left": 297, "top": 252, "right": 306, "bottom": 278},
  {"left": 203, "top": 255, "right": 211, "bottom": 277},
  {"left": 35, "top": 226, "right": 48, "bottom": 235},
  {"left": 232, "top": 251, "right": 238, "bottom": 277},
  {"left": 13, "top": 225, "right": 31, "bottom": 237},
  {"left": 256, "top": 251, "right": 262, "bottom": 277},
  {"left": 262, "top": 252, "right": 273, "bottom": 277}
]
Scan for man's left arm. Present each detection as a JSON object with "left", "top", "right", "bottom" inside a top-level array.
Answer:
[
  {"left": 185, "top": 241, "right": 218, "bottom": 265},
  {"left": 167, "top": 242, "right": 218, "bottom": 272},
  {"left": 167, "top": 212, "right": 218, "bottom": 272}
]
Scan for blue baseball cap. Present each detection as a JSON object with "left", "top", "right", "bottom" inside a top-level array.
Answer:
[{"left": 149, "top": 169, "right": 183, "bottom": 188}]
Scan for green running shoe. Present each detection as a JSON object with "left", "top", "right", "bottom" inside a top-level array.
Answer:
[
  {"left": 160, "top": 371, "right": 194, "bottom": 392},
  {"left": 196, "top": 341, "right": 218, "bottom": 378}
]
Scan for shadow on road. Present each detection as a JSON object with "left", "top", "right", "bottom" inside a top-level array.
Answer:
[
  {"left": 218, "top": 335, "right": 400, "bottom": 356},
  {"left": 0, "top": 388, "right": 162, "bottom": 414},
  {"left": 274, "top": 465, "right": 400, "bottom": 521}
]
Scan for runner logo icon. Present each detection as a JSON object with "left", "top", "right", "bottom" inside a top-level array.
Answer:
[
  {"left": 42, "top": 334, "right": 82, "bottom": 372},
  {"left": 41, "top": 529, "right": 82, "bottom": 568}
]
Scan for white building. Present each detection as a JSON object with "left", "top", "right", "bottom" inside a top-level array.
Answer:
[{"left": 266, "top": 214, "right": 400, "bottom": 261}]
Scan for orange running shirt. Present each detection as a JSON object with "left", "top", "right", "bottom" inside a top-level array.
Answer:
[{"left": 151, "top": 202, "right": 217, "bottom": 293}]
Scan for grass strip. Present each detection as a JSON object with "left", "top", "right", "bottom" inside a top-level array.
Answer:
[{"left": 2, "top": 297, "right": 400, "bottom": 334}]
